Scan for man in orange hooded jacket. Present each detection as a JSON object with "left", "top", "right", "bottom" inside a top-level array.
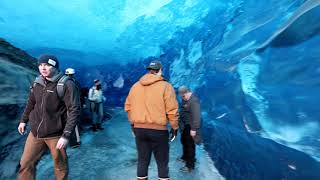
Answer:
[{"left": 125, "top": 60, "right": 179, "bottom": 180}]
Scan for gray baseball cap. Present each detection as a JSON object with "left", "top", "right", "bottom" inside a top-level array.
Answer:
[
  {"left": 178, "top": 86, "right": 190, "bottom": 94},
  {"left": 146, "top": 60, "right": 163, "bottom": 70}
]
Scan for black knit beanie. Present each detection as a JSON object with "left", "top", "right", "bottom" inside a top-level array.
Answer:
[{"left": 38, "top": 54, "right": 59, "bottom": 68}]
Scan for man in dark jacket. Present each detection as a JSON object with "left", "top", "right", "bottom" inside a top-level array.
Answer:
[
  {"left": 65, "top": 68, "right": 81, "bottom": 148},
  {"left": 178, "top": 86, "right": 201, "bottom": 172},
  {"left": 17, "top": 55, "right": 81, "bottom": 180}
]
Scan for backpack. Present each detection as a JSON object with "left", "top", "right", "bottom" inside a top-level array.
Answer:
[{"left": 57, "top": 75, "right": 72, "bottom": 100}]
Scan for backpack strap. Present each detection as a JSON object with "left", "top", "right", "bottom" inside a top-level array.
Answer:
[
  {"left": 30, "top": 82, "right": 36, "bottom": 93},
  {"left": 57, "top": 75, "right": 71, "bottom": 100},
  {"left": 30, "top": 76, "right": 45, "bottom": 92}
]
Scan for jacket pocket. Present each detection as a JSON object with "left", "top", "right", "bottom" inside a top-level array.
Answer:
[
  {"left": 43, "top": 113, "right": 63, "bottom": 137},
  {"left": 28, "top": 110, "right": 36, "bottom": 128},
  {"left": 28, "top": 110, "right": 34, "bottom": 122},
  {"left": 53, "top": 112, "right": 63, "bottom": 132},
  {"left": 58, "top": 115, "right": 64, "bottom": 131}
]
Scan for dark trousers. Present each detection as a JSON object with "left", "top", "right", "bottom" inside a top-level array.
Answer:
[
  {"left": 134, "top": 128, "right": 169, "bottom": 179},
  {"left": 69, "top": 125, "right": 80, "bottom": 146},
  {"left": 181, "top": 125, "right": 196, "bottom": 169}
]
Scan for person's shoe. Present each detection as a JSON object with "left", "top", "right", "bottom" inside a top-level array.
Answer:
[
  {"left": 176, "top": 157, "right": 186, "bottom": 163},
  {"left": 97, "top": 123, "right": 104, "bottom": 130},
  {"left": 71, "top": 142, "right": 81, "bottom": 149},
  {"left": 180, "top": 166, "right": 193, "bottom": 173},
  {"left": 91, "top": 124, "right": 97, "bottom": 132},
  {"left": 137, "top": 176, "right": 148, "bottom": 180}
]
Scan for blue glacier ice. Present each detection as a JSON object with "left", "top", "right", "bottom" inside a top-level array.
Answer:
[{"left": 1, "top": 0, "right": 320, "bottom": 179}]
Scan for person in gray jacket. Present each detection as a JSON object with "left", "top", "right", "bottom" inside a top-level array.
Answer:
[
  {"left": 88, "top": 79, "right": 105, "bottom": 131},
  {"left": 177, "top": 86, "right": 201, "bottom": 172}
]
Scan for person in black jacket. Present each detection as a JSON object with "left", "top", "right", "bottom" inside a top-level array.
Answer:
[
  {"left": 177, "top": 86, "right": 201, "bottom": 172},
  {"left": 17, "top": 54, "right": 81, "bottom": 180},
  {"left": 65, "top": 68, "right": 81, "bottom": 148}
]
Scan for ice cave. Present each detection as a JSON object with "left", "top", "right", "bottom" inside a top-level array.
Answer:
[{"left": 0, "top": 0, "right": 320, "bottom": 179}]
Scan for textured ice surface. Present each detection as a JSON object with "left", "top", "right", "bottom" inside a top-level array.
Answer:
[{"left": 0, "top": 0, "right": 209, "bottom": 63}]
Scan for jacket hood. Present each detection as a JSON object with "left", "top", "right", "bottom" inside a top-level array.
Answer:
[
  {"left": 139, "top": 74, "right": 164, "bottom": 86},
  {"left": 47, "top": 71, "right": 63, "bottom": 82},
  {"left": 35, "top": 71, "right": 64, "bottom": 86}
]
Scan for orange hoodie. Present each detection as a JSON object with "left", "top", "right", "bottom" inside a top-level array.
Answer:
[{"left": 125, "top": 73, "right": 179, "bottom": 130}]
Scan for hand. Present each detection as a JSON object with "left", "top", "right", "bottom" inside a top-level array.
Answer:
[
  {"left": 190, "top": 130, "right": 196, "bottom": 137},
  {"left": 56, "top": 137, "right": 69, "bottom": 149},
  {"left": 169, "top": 128, "right": 178, "bottom": 142},
  {"left": 18, "top": 123, "right": 27, "bottom": 135}
]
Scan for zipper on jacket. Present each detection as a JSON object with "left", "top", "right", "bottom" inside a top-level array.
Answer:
[{"left": 37, "top": 82, "right": 46, "bottom": 138}]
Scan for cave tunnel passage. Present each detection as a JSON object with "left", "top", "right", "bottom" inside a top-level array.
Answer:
[{"left": 1, "top": 0, "right": 320, "bottom": 180}]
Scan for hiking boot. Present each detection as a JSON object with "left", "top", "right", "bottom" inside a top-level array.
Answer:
[
  {"left": 176, "top": 157, "right": 186, "bottom": 163},
  {"left": 179, "top": 166, "right": 193, "bottom": 173},
  {"left": 137, "top": 176, "right": 148, "bottom": 180},
  {"left": 91, "top": 124, "right": 97, "bottom": 132},
  {"left": 71, "top": 142, "right": 81, "bottom": 149},
  {"left": 97, "top": 123, "right": 104, "bottom": 130}
]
